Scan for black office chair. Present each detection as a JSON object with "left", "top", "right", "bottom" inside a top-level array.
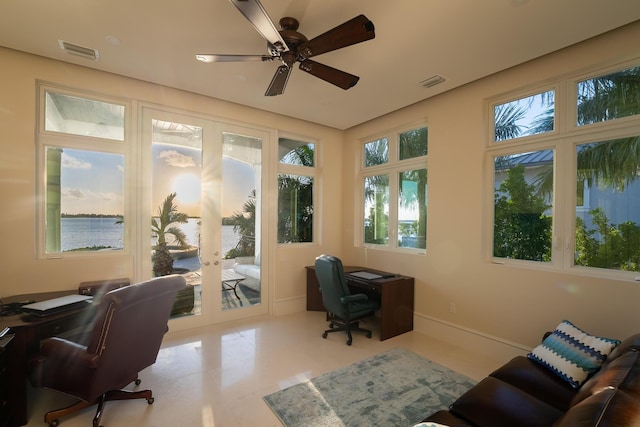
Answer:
[{"left": 315, "top": 254, "right": 379, "bottom": 345}]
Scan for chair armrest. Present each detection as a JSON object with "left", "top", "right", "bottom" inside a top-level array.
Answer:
[
  {"left": 30, "top": 337, "right": 100, "bottom": 388},
  {"left": 341, "top": 293, "right": 368, "bottom": 305},
  {"left": 40, "top": 337, "right": 100, "bottom": 369}
]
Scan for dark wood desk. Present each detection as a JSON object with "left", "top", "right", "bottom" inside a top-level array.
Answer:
[
  {"left": 306, "top": 266, "right": 414, "bottom": 341},
  {"left": 0, "top": 291, "right": 95, "bottom": 427}
]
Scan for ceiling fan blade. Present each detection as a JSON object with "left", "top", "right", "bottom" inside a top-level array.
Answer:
[
  {"left": 299, "top": 59, "right": 359, "bottom": 90},
  {"left": 230, "top": 0, "right": 289, "bottom": 53},
  {"left": 265, "top": 65, "right": 292, "bottom": 96},
  {"left": 297, "top": 14, "right": 375, "bottom": 60},
  {"left": 196, "top": 54, "right": 275, "bottom": 63}
]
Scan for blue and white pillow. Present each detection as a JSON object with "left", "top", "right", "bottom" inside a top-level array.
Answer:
[{"left": 528, "top": 320, "right": 621, "bottom": 389}]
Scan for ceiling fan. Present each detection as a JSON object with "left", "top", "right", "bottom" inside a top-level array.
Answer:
[{"left": 196, "top": 0, "right": 375, "bottom": 96}]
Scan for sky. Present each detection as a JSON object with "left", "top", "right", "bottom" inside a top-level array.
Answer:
[
  {"left": 59, "top": 145, "right": 255, "bottom": 218},
  {"left": 59, "top": 149, "right": 124, "bottom": 215}
]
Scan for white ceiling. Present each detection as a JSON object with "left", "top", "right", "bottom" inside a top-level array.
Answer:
[{"left": 2, "top": 1, "right": 639, "bottom": 130}]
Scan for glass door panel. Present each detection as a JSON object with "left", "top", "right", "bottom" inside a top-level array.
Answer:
[
  {"left": 214, "top": 125, "right": 269, "bottom": 322},
  {"left": 142, "top": 108, "right": 217, "bottom": 330}
]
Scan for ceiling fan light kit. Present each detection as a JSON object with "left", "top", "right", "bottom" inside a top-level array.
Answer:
[{"left": 197, "top": 0, "right": 375, "bottom": 96}]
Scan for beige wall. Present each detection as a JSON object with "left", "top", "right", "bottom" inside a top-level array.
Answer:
[
  {"left": 343, "top": 22, "right": 640, "bottom": 349},
  {"left": 0, "top": 47, "right": 344, "bottom": 307},
  {"left": 2, "top": 21, "right": 640, "bottom": 350}
]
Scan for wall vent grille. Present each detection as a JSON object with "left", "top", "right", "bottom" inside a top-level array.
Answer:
[
  {"left": 420, "top": 75, "right": 445, "bottom": 88},
  {"left": 58, "top": 40, "right": 99, "bottom": 60}
]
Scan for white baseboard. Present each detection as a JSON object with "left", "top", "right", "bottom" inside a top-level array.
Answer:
[
  {"left": 273, "top": 296, "right": 307, "bottom": 316},
  {"left": 413, "top": 312, "right": 531, "bottom": 365}
]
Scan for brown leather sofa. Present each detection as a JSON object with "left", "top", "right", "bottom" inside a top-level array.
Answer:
[{"left": 423, "top": 333, "right": 640, "bottom": 427}]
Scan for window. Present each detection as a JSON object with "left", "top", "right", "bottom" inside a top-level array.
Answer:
[
  {"left": 361, "top": 125, "right": 428, "bottom": 251},
  {"left": 364, "top": 175, "right": 389, "bottom": 245},
  {"left": 488, "top": 62, "right": 640, "bottom": 275},
  {"left": 577, "top": 66, "right": 640, "bottom": 125},
  {"left": 493, "top": 90, "right": 555, "bottom": 142},
  {"left": 574, "top": 136, "right": 640, "bottom": 270},
  {"left": 277, "top": 138, "right": 315, "bottom": 243},
  {"left": 493, "top": 151, "right": 553, "bottom": 261},
  {"left": 38, "top": 86, "right": 128, "bottom": 256}
]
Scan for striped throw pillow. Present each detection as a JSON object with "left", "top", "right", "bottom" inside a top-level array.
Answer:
[{"left": 527, "top": 320, "right": 620, "bottom": 389}]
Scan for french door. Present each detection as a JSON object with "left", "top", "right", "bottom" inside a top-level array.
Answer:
[
  {"left": 212, "top": 123, "right": 270, "bottom": 323},
  {"left": 141, "top": 108, "right": 269, "bottom": 330}
]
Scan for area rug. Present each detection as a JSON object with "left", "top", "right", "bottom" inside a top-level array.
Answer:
[{"left": 263, "top": 347, "right": 476, "bottom": 427}]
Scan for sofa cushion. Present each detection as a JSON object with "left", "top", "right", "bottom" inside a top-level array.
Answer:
[
  {"left": 233, "top": 263, "right": 261, "bottom": 280},
  {"left": 490, "top": 356, "right": 576, "bottom": 411},
  {"left": 552, "top": 388, "right": 640, "bottom": 427},
  {"left": 572, "top": 349, "right": 640, "bottom": 406},
  {"left": 449, "top": 377, "right": 564, "bottom": 427},
  {"left": 605, "top": 333, "right": 640, "bottom": 363},
  {"left": 528, "top": 320, "right": 621, "bottom": 389}
]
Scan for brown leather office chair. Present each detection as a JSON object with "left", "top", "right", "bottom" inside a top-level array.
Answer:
[{"left": 29, "top": 275, "right": 186, "bottom": 427}]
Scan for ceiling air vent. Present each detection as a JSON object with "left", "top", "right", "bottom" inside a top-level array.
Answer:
[
  {"left": 58, "top": 40, "right": 99, "bottom": 60},
  {"left": 420, "top": 75, "right": 445, "bottom": 88}
]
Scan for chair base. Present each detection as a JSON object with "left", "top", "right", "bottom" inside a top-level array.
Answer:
[
  {"left": 44, "top": 385, "right": 154, "bottom": 427},
  {"left": 322, "top": 316, "right": 373, "bottom": 346}
]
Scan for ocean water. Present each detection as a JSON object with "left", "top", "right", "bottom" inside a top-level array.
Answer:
[{"left": 61, "top": 217, "right": 240, "bottom": 254}]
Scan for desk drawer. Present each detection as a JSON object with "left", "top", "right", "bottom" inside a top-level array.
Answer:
[
  {"left": 36, "top": 312, "right": 92, "bottom": 342},
  {"left": 347, "top": 279, "right": 380, "bottom": 293},
  {"left": 0, "top": 345, "right": 10, "bottom": 427}
]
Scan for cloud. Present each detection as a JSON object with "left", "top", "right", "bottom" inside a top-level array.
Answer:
[
  {"left": 62, "top": 153, "right": 92, "bottom": 169},
  {"left": 62, "top": 188, "right": 123, "bottom": 202},
  {"left": 157, "top": 150, "right": 196, "bottom": 168},
  {"left": 62, "top": 188, "right": 88, "bottom": 200}
]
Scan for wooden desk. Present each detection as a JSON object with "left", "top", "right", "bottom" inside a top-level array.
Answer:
[
  {"left": 0, "top": 291, "right": 95, "bottom": 427},
  {"left": 306, "top": 266, "right": 414, "bottom": 341}
]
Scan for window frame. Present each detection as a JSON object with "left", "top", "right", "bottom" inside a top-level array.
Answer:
[
  {"left": 36, "top": 83, "right": 132, "bottom": 259},
  {"left": 358, "top": 122, "right": 428, "bottom": 253},
  {"left": 485, "top": 59, "right": 640, "bottom": 280}
]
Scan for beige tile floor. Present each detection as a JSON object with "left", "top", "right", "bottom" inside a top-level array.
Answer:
[{"left": 25, "top": 311, "right": 501, "bottom": 427}]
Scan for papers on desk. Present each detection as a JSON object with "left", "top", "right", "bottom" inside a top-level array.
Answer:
[
  {"left": 349, "top": 271, "right": 383, "bottom": 280},
  {"left": 21, "top": 294, "right": 93, "bottom": 317}
]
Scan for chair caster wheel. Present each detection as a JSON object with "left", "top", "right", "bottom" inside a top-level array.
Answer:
[
  {"left": 329, "top": 323, "right": 335, "bottom": 329},
  {"left": 366, "top": 332, "right": 372, "bottom": 338},
  {"left": 147, "top": 397, "right": 155, "bottom": 404},
  {"left": 49, "top": 420, "right": 59, "bottom": 427},
  {"left": 346, "top": 338, "right": 352, "bottom": 346},
  {"left": 135, "top": 378, "right": 142, "bottom": 385},
  {"left": 322, "top": 332, "right": 328, "bottom": 338}
]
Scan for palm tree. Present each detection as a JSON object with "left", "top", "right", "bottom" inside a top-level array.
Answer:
[
  {"left": 528, "top": 67, "right": 640, "bottom": 194},
  {"left": 277, "top": 144, "right": 315, "bottom": 243},
  {"left": 398, "top": 128, "right": 428, "bottom": 248},
  {"left": 224, "top": 190, "right": 256, "bottom": 259},
  {"left": 494, "top": 103, "right": 527, "bottom": 142},
  {"left": 278, "top": 174, "right": 313, "bottom": 242},
  {"left": 281, "top": 143, "right": 314, "bottom": 166},
  {"left": 152, "top": 192, "right": 189, "bottom": 276}
]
